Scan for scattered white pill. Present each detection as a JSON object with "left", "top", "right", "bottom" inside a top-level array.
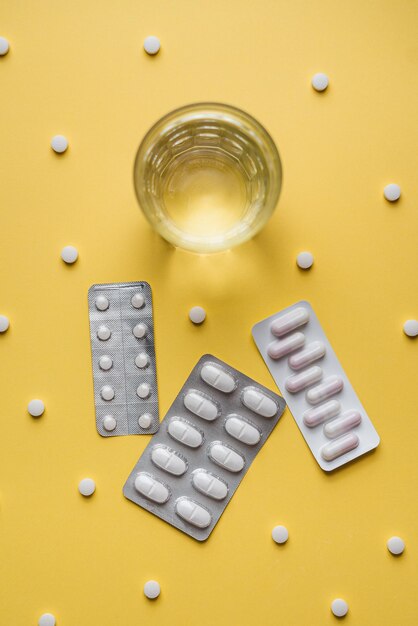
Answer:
[
  {"left": 133, "top": 323, "right": 147, "bottom": 338},
  {"left": 135, "top": 352, "right": 149, "bottom": 368},
  {"left": 144, "top": 580, "right": 160, "bottom": 599},
  {"left": 189, "top": 306, "right": 206, "bottom": 324},
  {"left": 272, "top": 525, "right": 289, "bottom": 544},
  {"left": 103, "top": 415, "right": 117, "bottom": 431},
  {"left": 403, "top": 319, "right": 418, "bottom": 337},
  {"left": 387, "top": 536, "right": 405, "bottom": 555},
  {"left": 28, "top": 399, "right": 45, "bottom": 417},
  {"left": 296, "top": 251, "right": 314, "bottom": 269},
  {"left": 0, "top": 315, "right": 10, "bottom": 332},
  {"left": 144, "top": 36, "right": 161, "bottom": 55},
  {"left": 97, "top": 324, "right": 111, "bottom": 341},
  {"left": 384, "top": 183, "right": 401, "bottom": 202},
  {"left": 312, "top": 73, "right": 329, "bottom": 92},
  {"left": 61, "top": 245, "right": 78, "bottom": 264},
  {"left": 138, "top": 413, "right": 152, "bottom": 429},
  {"left": 99, "top": 355, "right": 113, "bottom": 371},
  {"left": 38, "top": 614, "right": 56, "bottom": 626},
  {"left": 0, "top": 36, "right": 10, "bottom": 56},
  {"left": 100, "top": 385, "right": 115, "bottom": 401},
  {"left": 95, "top": 295, "right": 109, "bottom": 311},
  {"left": 137, "top": 382, "right": 151, "bottom": 399},
  {"left": 131, "top": 293, "right": 145, "bottom": 309},
  {"left": 331, "top": 599, "right": 348, "bottom": 618},
  {"left": 78, "top": 477, "right": 96, "bottom": 497},
  {"left": 51, "top": 134, "right": 69, "bottom": 154}
]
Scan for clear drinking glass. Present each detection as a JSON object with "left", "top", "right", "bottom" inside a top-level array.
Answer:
[{"left": 133, "top": 103, "right": 282, "bottom": 253}]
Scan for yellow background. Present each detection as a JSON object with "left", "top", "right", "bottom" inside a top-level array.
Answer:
[{"left": 0, "top": 1, "right": 417, "bottom": 624}]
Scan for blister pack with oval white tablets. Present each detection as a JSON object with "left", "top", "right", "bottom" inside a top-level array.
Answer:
[
  {"left": 123, "top": 354, "right": 286, "bottom": 541},
  {"left": 88, "top": 282, "right": 159, "bottom": 436},
  {"left": 252, "top": 301, "right": 380, "bottom": 471}
]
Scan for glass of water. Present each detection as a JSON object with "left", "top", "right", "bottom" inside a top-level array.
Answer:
[{"left": 133, "top": 103, "right": 282, "bottom": 253}]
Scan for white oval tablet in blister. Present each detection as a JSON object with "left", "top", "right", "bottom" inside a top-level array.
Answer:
[
  {"left": 151, "top": 445, "right": 187, "bottom": 476},
  {"left": 288, "top": 341, "right": 325, "bottom": 370},
  {"left": 241, "top": 387, "right": 277, "bottom": 418},
  {"left": 267, "top": 332, "right": 305, "bottom": 360},
  {"left": 135, "top": 472, "right": 170, "bottom": 503},
  {"left": 306, "top": 375, "right": 343, "bottom": 404},
  {"left": 225, "top": 415, "right": 261, "bottom": 445},
  {"left": 321, "top": 432, "right": 359, "bottom": 461},
  {"left": 184, "top": 390, "right": 219, "bottom": 421},
  {"left": 270, "top": 307, "right": 309, "bottom": 337},
  {"left": 208, "top": 442, "right": 244, "bottom": 472},
  {"left": 324, "top": 409, "right": 362, "bottom": 438},
  {"left": 200, "top": 363, "right": 236, "bottom": 392},
  {"left": 285, "top": 366, "right": 323, "bottom": 393},
  {"left": 192, "top": 469, "right": 228, "bottom": 500},
  {"left": 303, "top": 400, "right": 341, "bottom": 428},
  {"left": 168, "top": 418, "right": 203, "bottom": 448},
  {"left": 175, "top": 497, "right": 212, "bottom": 528}
]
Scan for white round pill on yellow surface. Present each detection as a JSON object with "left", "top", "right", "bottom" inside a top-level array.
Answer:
[
  {"left": 272, "top": 525, "right": 289, "bottom": 544},
  {"left": 403, "top": 320, "right": 418, "bottom": 337},
  {"left": 144, "top": 36, "right": 160, "bottom": 55},
  {"left": 0, "top": 37, "right": 10, "bottom": 56},
  {"left": 99, "top": 355, "right": 113, "bottom": 371},
  {"left": 137, "top": 383, "right": 150, "bottom": 399},
  {"left": 135, "top": 352, "right": 149, "bottom": 368},
  {"left": 144, "top": 580, "right": 160, "bottom": 599},
  {"left": 331, "top": 599, "right": 348, "bottom": 617},
  {"left": 100, "top": 385, "right": 114, "bottom": 401},
  {"left": 51, "top": 135, "right": 68, "bottom": 153},
  {"left": 131, "top": 293, "right": 145, "bottom": 309},
  {"left": 189, "top": 306, "right": 206, "bottom": 324},
  {"left": 387, "top": 536, "right": 405, "bottom": 555},
  {"left": 133, "top": 323, "right": 147, "bottom": 338},
  {"left": 61, "top": 245, "right": 78, "bottom": 264},
  {"left": 0, "top": 315, "right": 10, "bottom": 332},
  {"left": 97, "top": 325, "right": 111, "bottom": 341},
  {"left": 38, "top": 614, "right": 56, "bottom": 626},
  {"left": 138, "top": 413, "right": 152, "bottom": 429},
  {"left": 78, "top": 478, "right": 96, "bottom": 496},
  {"left": 384, "top": 183, "right": 401, "bottom": 202},
  {"left": 312, "top": 73, "right": 329, "bottom": 92},
  {"left": 28, "top": 399, "right": 45, "bottom": 417},
  {"left": 103, "top": 415, "right": 116, "bottom": 431},
  {"left": 296, "top": 251, "right": 314, "bottom": 269},
  {"left": 95, "top": 295, "right": 109, "bottom": 311}
]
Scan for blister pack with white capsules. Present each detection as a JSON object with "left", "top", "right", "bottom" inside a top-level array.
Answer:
[
  {"left": 252, "top": 301, "right": 380, "bottom": 471},
  {"left": 88, "top": 282, "right": 159, "bottom": 436},
  {"left": 123, "top": 355, "right": 286, "bottom": 541}
]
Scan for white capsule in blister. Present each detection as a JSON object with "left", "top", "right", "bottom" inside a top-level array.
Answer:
[
  {"left": 303, "top": 400, "right": 341, "bottom": 428},
  {"left": 151, "top": 446, "right": 187, "bottom": 476},
  {"left": 175, "top": 498, "right": 212, "bottom": 528},
  {"left": 321, "top": 432, "right": 359, "bottom": 461},
  {"left": 270, "top": 307, "right": 309, "bottom": 337},
  {"left": 209, "top": 443, "right": 245, "bottom": 472},
  {"left": 200, "top": 363, "right": 236, "bottom": 392},
  {"left": 285, "top": 366, "right": 323, "bottom": 393},
  {"left": 241, "top": 387, "right": 277, "bottom": 418},
  {"left": 168, "top": 418, "right": 203, "bottom": 448},
  {"left": 267, "top": 332, "right": 305, "bottom": 360},
  {"left": 288, "top": 341, "right": 326, "bottom": 370},
  {"left": 134, "top": 473, "right": 170, "bottom": 503},
  {"left": 184, "top": 390, "right": 219, "bottom": 421},
  {"left": 225, "top": 415, "right": 261, "bottom": 445},
  {"left": 306, "top": 375, "right": 344, "bottom": 404},
  {"left": 192, "top": 470, "right": 228, "bottom": 500},
  {"left": 324, "top": 410, "right": 362, "bottom": 439}
]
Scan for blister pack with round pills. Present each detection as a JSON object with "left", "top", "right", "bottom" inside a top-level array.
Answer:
[
  {"left": 123, "top": 354, "right": 286, "bottom": 541},
  {"left": 252, "top": 301, "right": 380, "bottom": 471},
  {"left": 88, "top": 282, "right": 159, "bottom": 436}
]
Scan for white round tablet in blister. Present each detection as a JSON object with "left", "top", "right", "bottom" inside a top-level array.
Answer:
[
  {"left": 144, "top": 580, "right": 160, "bottom": 599},
  {"left": 144, "top": 36, "right": 160, "bottom": 55},
  {"left": 135, "top": 352, "right": 149, "bottom": 368},
  {"left": 99, "top": 355, "right": 113, "bottom": 371},
  {"left": 137, "top": 383, "right": 150, "bottom": 399},
  {"left": 103, "top": 415, "right": 116, "bottom": 431},
  {"left": 131, "top": 293, "right": 145, "bottom": 309},
  {"left": 0, "top": 315, "right": 10, "bottom": 332},
  {"left": 403, "top": 320, "right": 418, "bottom": 337},
  {"left": 296, "top": 251, "right": 314, "bottom": 269},
  {"left": 78, "top": 478, "right": 96, "bottom": 496},
  {"left": 272, "top": 525, "right": 289, "bottom": 544},
  {"left": 95, "top": 295, "right": 109, "bottom": 311},
  {"left": 0, "top": 37, "right": 10, "bottom": 56},
  {"left": 331, "top": 599, "right": 348, "bottom": 617},
  {"left": 100, "top": 385, "right": 115, "bottom": 401},
  {"left": 38, "top": 614, "right": 56, "bottom": 626},
  {"left": 138, "top": 413, "right": 152, "bottom": 429},
  {"left": 61, "top": 245, "right": 78, "bottom": 264},
  {"left": 384, "top": 183, "right": 401, "bottom": 202},
  {"left": 51, "top": 135, "right": 69, "bottom": 153},
  {"left": 133, "top": 323, "right": 147, "bottom": 338},
  {"left": 28, "top": 399, "right": 45, "bottom": 417},
  {"left": 312, "top": 73, "right": 329, "bottom": 92},
  {"left": 189, "top": 306, "right": 206, "bottom": 324},
  {"left": 97, "top": 325, "right": 111, "bottom": 341},
  {"left": 387, "top": 536, "right": 405, "bottom": 555}
]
